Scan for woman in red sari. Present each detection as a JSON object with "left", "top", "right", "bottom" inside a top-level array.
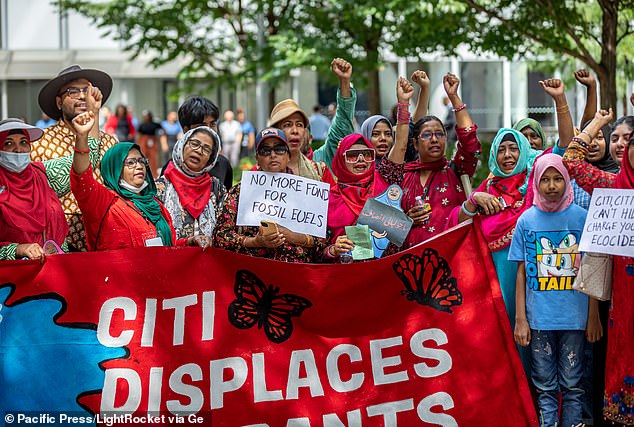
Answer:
[{"left": 398, "top": 73, "right": 480, "bottom": 248}]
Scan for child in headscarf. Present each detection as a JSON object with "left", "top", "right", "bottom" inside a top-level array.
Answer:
[{"left": 508, "top": 153, "right": 590, "bottom": 427}]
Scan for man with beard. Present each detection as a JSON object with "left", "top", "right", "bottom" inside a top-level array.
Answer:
[{"left": 30, "top": 65, "right": 118, "bottom": 251}]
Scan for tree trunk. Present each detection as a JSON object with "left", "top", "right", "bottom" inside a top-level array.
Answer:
[
  {"left": 366, "top": 43, "right": 381, "bottom": 115},
  {"left": 267, "top": 88, "right": 276, "bottom": 121},
  {"left": 367, "top": 68, "right": 381, "bottom": 115},
  {"left": 599, "top": 0, "right": 618, "bottom": 109}
]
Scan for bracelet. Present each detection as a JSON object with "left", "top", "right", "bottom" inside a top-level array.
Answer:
[
  {"left": 580, "top": 130, "right": 593, "bottom": 139},
  {"left": 571, "top": 136, "right": 589, "bottom": 149},
  {"left": 452, "top": 104, "right": 466, "bottom": 112},
  {"left": 397, "top": 109, "right": 411, "bottom": 125},
  {"left": 556, "top": 104, "right": 570, "bottom": 112},
  {"left": 303, "top": 234, "right": 314, "bottom": 247},
  {"left": 73, "top": 147, "right": 90, "bottom": 154},
  {"left": 467, "top": 192, "right": 477, "bottom": 206},
  {"left": 397, "top": 102, "right": 410, "bottom": 108},
  {"left": 326, "top": 244, "right": 337, "bottom": 258},
  {"left": 242, "top": 236, "right": 250, "bottom": 249},
  {"left": 462, "top": 201, "right": 477, "bottom": 217}
]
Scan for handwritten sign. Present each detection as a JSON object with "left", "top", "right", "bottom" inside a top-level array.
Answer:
[
  {"left": 579, "top": 188, "right": 634, "bottom": 257},
  {"left": 357, "top": 198, "right": 413, "bottom": 247},
  {"left": 236, "top": 171, "right": 329, "bottom": 238}
]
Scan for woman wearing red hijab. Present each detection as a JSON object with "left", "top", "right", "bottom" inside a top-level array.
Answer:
[
  {"left": 325, "top": 77, "right": 412, "bottom": 259},
  {"left": 563, "top": 108, "right": 634, "bottom": 426},
  {"left": 0, "top": 119, "right": 68, "bottom": 260}
]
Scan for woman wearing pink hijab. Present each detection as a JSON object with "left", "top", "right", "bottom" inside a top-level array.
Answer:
[{"left": 508, "top": 153, "right": 596, "bottom": 427}]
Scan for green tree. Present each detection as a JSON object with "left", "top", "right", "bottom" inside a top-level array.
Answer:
[
  {"left": 61, "top": 0, "right": 469, "bottom": 115},
  {"left": 271, "top": 0, "right": 470, "bottom": 114},
  {"left": 455, "top": 0, "right": 634, "bottom": 109},
  {"left": 60, "top": 0, "right": 304, "bottom": 106}
]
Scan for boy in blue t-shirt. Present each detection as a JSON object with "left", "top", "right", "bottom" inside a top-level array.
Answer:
[{"left": 508, "top": 154, "right": 591, "bottom": 427}]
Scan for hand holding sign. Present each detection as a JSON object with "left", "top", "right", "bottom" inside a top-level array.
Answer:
[
  {"left": 237, "top": 171, "right": 329, "bottom": 238},
  {"left": 579, "top": 188, "right": 634, "bottom": 257}
]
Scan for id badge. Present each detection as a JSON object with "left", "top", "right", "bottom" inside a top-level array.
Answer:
[{"left": 145, "top": 237, "right": 164, "bottom": 247}]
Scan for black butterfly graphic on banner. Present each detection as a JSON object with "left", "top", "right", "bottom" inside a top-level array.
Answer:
[
  {"left": 228, "top": 270, "right": 312, "bottom": 343},
  {"left": 393, "top": 249, "right": 463, "bottom": 313}
]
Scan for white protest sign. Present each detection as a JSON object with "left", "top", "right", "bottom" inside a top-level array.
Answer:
[
  {"left": 236, "top": 171, "right": 329, "bottom": 238},
  {"left": 579, "top": 188, "right": 634, "bottom": 257}
]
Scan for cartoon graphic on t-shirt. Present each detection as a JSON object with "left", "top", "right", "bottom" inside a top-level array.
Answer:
[
  {"left": 537, "top": 233, "right": 578, "bottom": 277},
  {"left": 526, "top": 230, "right": 581, "bottom": 291}
]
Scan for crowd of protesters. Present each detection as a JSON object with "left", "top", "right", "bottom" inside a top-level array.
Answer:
[{"left": 1, "top": 58, "right": 633, "bottom": 427}]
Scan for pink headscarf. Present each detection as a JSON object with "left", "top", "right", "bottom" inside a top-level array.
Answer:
[{"left": 531, "top": 153, "right": 573, "bottom": 212}]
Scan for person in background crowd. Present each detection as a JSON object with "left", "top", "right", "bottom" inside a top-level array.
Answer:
[
  {"left": 30, "top": 64, "right": 118, "bottom": 252},
  {"left": 513, "top": 118, "right": 545, "bottom": 151},
  {"left": 70, "top": 111, "right": 208, "bottom": 251},
  {"left": 218, "top": 109, "right": 242, "bottom": 167},
  {"left": 136, "top": 110, "right": 163, "bottom": 178},
  {"left": 160, "top": 96, "right": 233, "bottom": 191},
  {"left": 324, "top": 77, "right": 412, "bottom": 261},
  {"left": 105, "top": 104, "right": 135, "bottom": 142},
  {"left": 35, "top": 113, "right": 56, "bottom": 129},
  {"left": 213, "top": 128, "right": 327, "bottom": 262},
  {"left": 309, "top": 104, "right": 331, "bottom": 146},
  {"left": 128, "top": 105, "right": 138, "bottom": 130},
  {"left": 606, "top": 115, "right": 634, "bottom": 167},
  {"left": 160, "top": 111, "right": 183, "bottom": 162},
  {"left": 156, "top": 126, "right": 225, "bottom": 241},
  {"left": 510, "top": 153, "right": 595, "bottom": 427},
  {"left": 0, "top": 120, "right": 67, "bottom": 260},
  {"left": 236, "top": 108, "right": 255, "bottom": 159},
  {"left": 99, "top": 106, "right": 111, "bottom": 131}
]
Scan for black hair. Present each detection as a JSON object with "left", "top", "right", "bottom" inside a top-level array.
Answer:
[
  {"left": 412, "top": 115, "right": 444, "bottom": 136},
  {"left": 501, "top": 132, "right": 517, "bottom": 143},
  {"left": 177, "top": 96, "right": 219, "bottom": 129},
  {"left": 610, "top": 116, "right": 634, "bottom": 140}
]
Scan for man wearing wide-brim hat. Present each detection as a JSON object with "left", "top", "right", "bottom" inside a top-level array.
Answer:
[{"left": 30, "top": 65, "right": 119, "bottom": 251}]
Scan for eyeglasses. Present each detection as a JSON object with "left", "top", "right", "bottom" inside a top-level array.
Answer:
[
  {"left": 59, "top": 86, "right": 90, "bottom": 99},
  {"left": 187, "top": 139, "right": 214, "bottom": 156},
  {"left": 123, "top": 157, "right": 149, "bottom": 169},
  {"left": 257, "top": 145, "right": 289, "bottom": 157},
  {"left": 344, "top": 148, "right": 375, "bottom": 163},
  {"left": 418, "top": 131, "right": 446, "bottom": 140}
]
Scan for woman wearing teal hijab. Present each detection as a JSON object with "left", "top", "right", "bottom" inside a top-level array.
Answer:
[
  {"left": 451, "top": 128, "right": 541, "bottom": 322},
  {"left": 69, "top": 111, "right": 208, "bottom": 250},
  {"left": 451, "top": 128, "right": 541, "bottom": 375}
]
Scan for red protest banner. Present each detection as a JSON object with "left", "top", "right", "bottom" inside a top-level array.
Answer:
[{"left": 0, "top": 222, "right": 537, "bottom": 426}]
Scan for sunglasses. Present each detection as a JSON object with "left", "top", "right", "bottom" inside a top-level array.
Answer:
[
  {"left": 123, "top": 157, "right": 149, "bottom": 169},
  {"left": 257, "top": 145, "right": 289, "bottom": 157},
  {"left": 344, "top": 148, "right": 375, "bottom": 163}
]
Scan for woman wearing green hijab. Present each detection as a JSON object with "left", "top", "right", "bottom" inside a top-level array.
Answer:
[
  {"left": 512, "top": 118, "right": 545, "bottom": 150},
  {"left": 69, "top": 111, "right": 208, "bottom": 251}
]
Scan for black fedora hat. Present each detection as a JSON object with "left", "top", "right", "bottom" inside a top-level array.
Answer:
[{"left": 38, "top": 65, "right": 113, "bottom": 121}]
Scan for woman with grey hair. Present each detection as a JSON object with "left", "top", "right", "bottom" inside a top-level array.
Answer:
[{"left": 156, "top": 126, "right": 226, "bottom": 241}]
